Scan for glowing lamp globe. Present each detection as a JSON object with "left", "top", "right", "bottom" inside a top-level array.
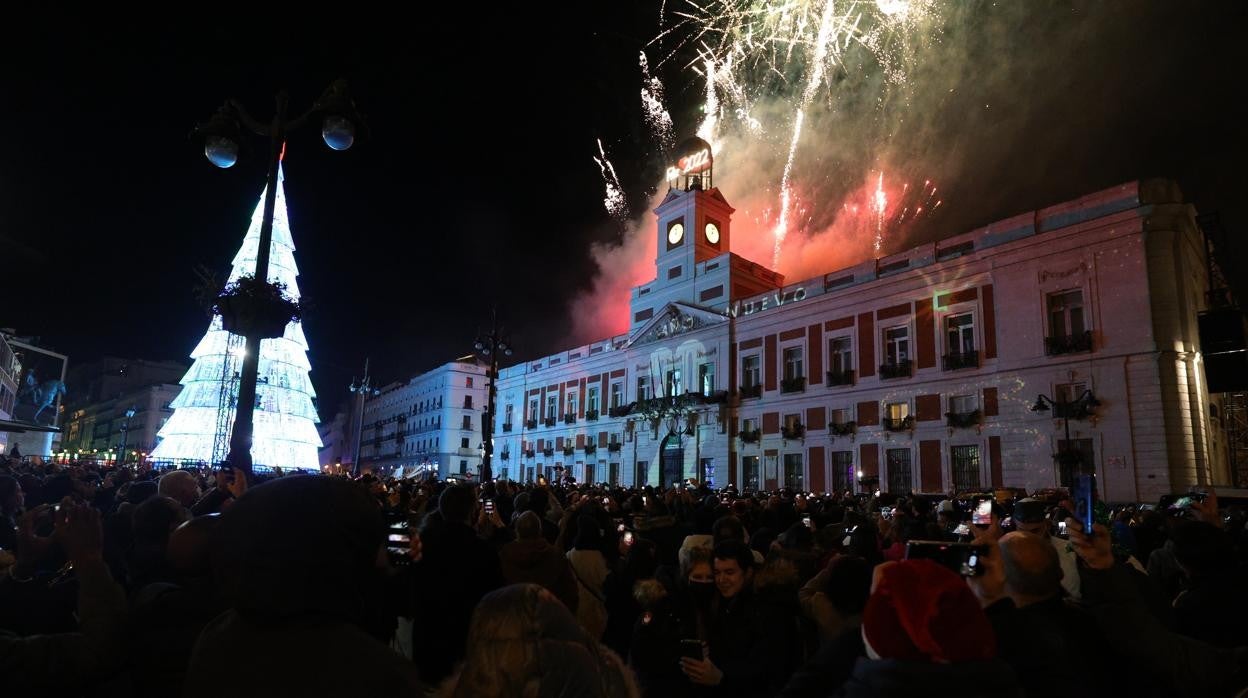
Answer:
[
  {"left": 321, "top": 115, "right": 355, "bottom": 151},
  {"left": 204, "top": 135, "right": 239, "bottom": 168}
]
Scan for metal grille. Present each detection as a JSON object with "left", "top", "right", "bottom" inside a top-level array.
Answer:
[
  {"left": 783, "top": 454, "right": 804, "bottom": 490},
  {"left": 743, "top": 456, "right": 760, "bottom": 491},
  {"left": 831, "top": 451, "right": 853, "bottom": 492},
  {"left": 886, "top": 449, "right": 912, "bottom": 494},
  {"left": 951, "top": 445, "right": 981, "bottom": 492}
]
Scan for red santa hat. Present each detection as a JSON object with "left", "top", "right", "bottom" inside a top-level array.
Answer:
[{"left": 861, "top": 559, "right": 997, "bottom": 663}]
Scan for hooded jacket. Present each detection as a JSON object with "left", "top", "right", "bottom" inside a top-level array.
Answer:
[{"left": 500, "top": 538, "right": 579, "bottom": 613}]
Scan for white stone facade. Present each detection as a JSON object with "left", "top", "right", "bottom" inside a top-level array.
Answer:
[
  {"left": 358, "top": 357, "right": 489, "bottom": 478},
  {"left": 490, "top": 179, "right": 1228, "bottom": 503}
]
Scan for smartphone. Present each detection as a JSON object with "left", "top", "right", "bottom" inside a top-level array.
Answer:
[
  {"left": 602, "top": 497, "right": 611, "bottom": 506},
  {"left": 972, "top": 498, "right": 993, "bottom": 526},
  {"left": 643, "top": 496, "right": 648, "bottom": 506},
  {"left": 537, "top": 476, "right": 547, "bottom": 486},
  {"left": 623, "top": 531, "right": 634, "bottom": 546},
  {"left": 483, "top": 498, "right": 495, "bottom": 514},
  {"left": 680, "top": 639, "right": 703, "bottom": 661},
  {"left": 880, "top": 507, "right": 893, "bottom": 520},
  {"left": 905, "top": 540, "right": 988, "bottom": 577},
  {"left": 953, "top": 523, "right": 971, "bottom": 537},
  {"left": 1057, "top": 521, "right": 1068, "bottom": 538},
  {"left": 1073, "top": 474, "right": 1096, "bottom": 536},
  {"left": 802, "top": 514, "right": 813, "bottom": 530},
  {"left": 387, "top": 533, "right": 411, "bottom": 544},
  {"left": 617, "top": 523, "right": 627, "bottom": 533}
]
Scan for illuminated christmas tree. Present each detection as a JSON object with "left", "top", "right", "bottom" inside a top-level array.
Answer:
[{"left": 152, "top": 165, "right": 322, "bottom": 469}]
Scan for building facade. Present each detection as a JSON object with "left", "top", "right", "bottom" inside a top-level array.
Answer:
[
  {"left": 60, "top": 383, "right": 182, "bottom": 460},
  {"left": 357, "top": 357, "right": 489, "bottom": 478},
  {"left": 491, "top": 178, "right": 1229, "bottom": 503}
]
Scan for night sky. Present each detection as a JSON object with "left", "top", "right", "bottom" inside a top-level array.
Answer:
[{"left": 3, "top": 3, "right": 1245, "bottom": 417}]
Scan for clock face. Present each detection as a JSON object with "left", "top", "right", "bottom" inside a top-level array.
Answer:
[
  {"left": 705, "top": 222, "right": 720, "bottom": 245},
  {"left": 667, "top": 222, "right": 685, "bottom": 246}
]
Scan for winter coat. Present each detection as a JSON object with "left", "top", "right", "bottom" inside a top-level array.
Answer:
[
  {"left": 568, "top": 547, "right": 609, "bottom": 639},
  {"left": 833, "top": 657, "right": 1022, "bottom": 697},
  {"left": 500, "top": 538, "right": 579, "bottom": 614},
  {"left": 705, "top": 586, "right": 801, "bottom": 697}
]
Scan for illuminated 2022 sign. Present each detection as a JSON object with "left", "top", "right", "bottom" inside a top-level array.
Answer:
[{"left": 665, "top": 148, "right": 711, "bottom": 182}]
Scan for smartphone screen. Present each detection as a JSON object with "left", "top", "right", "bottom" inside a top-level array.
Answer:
[
  {"left": 972, "top": 499, "right": 993, "bottom": 526},
  {"left": 388, "top": 533, "right": 411, "bottom": 544},
  {"left": 602, "top": 497, "right": 611, "bottom": 505},
  {"left": 483, "top": 499, "right": 494, "bottom": 514},
  {"left": 802, "top": 514, "right": 812, "bottom": 530},
  {"left": 1057, "top": 521, "right": 1068, "bottom": 538},
  {"left": 623, "top": 531, "right": 634, "bottom": 546},
  {"left": 617, "top": 523, "right": 627, "bottom": 532},
  {"left": 680, "top": 639, "right": 703, "bottom": 660},
  {"left": 1074, "top": 474, "right": 1096, "bottom": 534}
]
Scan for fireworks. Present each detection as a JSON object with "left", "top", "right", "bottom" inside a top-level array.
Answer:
[
  {"left": 593, "top": 139, "right": 628, "bottom": 221},
  {"left": 639, "top": 52, "right": 675, "bottom": 149}
]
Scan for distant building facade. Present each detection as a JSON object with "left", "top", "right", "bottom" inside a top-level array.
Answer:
[{"left": 489, "top": 178, "right": 1229, "bottom": 503}]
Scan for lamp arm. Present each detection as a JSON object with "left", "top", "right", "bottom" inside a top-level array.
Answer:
[
  {"left": 227, "top": 99, "right": 268, "bottom": 136},
  {"left": 284, "top": 104, "right": 320, "bottom": 133}
]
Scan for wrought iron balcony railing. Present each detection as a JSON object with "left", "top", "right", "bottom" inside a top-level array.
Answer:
[
  {"left": 502, "top": 422, "right": 513, "bottom": 432},
  {"left": 543, "top": 417, "right": 557, "bottom": 427},
  {"left": 826, "top": 369, "right": 855, "bottom": 387},
  {"left": 781, "top": 423, "right": 806, "bottom": 440},
  {"left": 883, "top": 415, "right": 915, "bottom": 432},
  {"left": 829, "top": 421, "right": 857, "bottom": 437},
  {"left": 945, "top": 409, "right": 982, "bottom": 429},
  {"left": 739, "top": 429, "right": 762, "bottom": 444},
  {"left": 780, "top": 376, "right": 806, "bottom": 393},
  {"left": 942, "top": 350, "right": 979, "bottom": 371},
  {"left": 1044, "top": 331, "right": 1093, "bottom": 356},
  {"left": 563, "top": 414, "right": 576, "bottom": 425},
  {"left": 585, "top": 409, "right": 599, "bottom": 421},
  {"left": 525, "top": 419, "right": 537, "bottom": 429},
  {"left": 879, "top": 360, "right": 912, "bottom": 379},
  {"left": 607, "top": 442, "right": 622, "bottom": 452},
  {"left": 739, "top": 384, "right": 763, "bottom": 400}
]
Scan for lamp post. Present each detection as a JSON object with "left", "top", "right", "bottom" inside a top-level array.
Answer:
[
  {"left": 473, "top": 310, "right": 513, "bottom": 483},
  {"left": 348, "top": 358, "right": 380, "bottom": 476},
  {"left": 1030, "top": 389, "right": 1100, "bottom": 486},
  {"left": 193, "top": 81, "right": 363, "bottom": 475},
  {"left": 119, "top": 407, "right": 136, "bottom": 466}
]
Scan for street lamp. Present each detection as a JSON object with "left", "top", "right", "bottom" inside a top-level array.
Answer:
[
  {"left": 193, "top": 81, "right": 364, "bottom": 475},
  {"left": 474, "top": 309, "right": 513, "bottom": 483},
  {"left": 119, "top": 407, "right": 136, "bottom": 466},
  {"left": 1031, "top": 389, "right": 1100, "bottom": 485},
  {"left": 348, "top": 358, "right": 380, "bottom": 476}
]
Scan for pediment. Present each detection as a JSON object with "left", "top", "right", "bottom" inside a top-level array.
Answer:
[{"left": 629, "top": 302, "right": 726, "bottom": 347}]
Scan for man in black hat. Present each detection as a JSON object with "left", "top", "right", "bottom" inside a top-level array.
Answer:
[{"left": 1011, "top": 498, "right": 1080, "bottom": 600}]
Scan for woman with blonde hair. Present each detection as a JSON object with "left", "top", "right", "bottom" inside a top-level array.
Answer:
[{"left": 439, "top": 583, "right": 639, "bottom": 698}]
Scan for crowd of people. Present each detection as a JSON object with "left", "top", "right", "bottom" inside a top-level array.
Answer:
[{"left": 1, "top": 455, "right": 1246, "bottom": 697}]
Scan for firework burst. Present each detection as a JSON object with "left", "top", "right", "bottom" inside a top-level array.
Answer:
[{"left": 593, "top": 139, "right": 628, "bottom": 221}]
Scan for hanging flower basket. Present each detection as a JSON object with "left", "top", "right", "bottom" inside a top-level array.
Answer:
[{"left": 214, "top": 276, "right": 301, "bottom": 339}]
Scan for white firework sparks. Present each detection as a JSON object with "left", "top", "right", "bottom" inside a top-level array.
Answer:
[
  {"left": 640, "top": 52, "right": 675, "bottom": 149},
  {"left": 593, "top": 139, "right": 628, "bottom": 221}
]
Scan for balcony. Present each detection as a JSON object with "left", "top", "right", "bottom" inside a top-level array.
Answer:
[
  {"left": 883, "top": 415, "right": 915, "bottom": 432},
  {"left": 739, "top": 429, "right": 762, "bottom": 444},
  {"left": 525, "top": 419, "right": 537, "bottom": 429},
  {"left": 502, "top": 422, "right": 513, "bottom": 432},
  {"left": 739, "top": 384, "right": 762, "bottom": 400},
  {"left": 562, "top": 447, "right": 574, "bottom": 456},
  {"left": 879, "top": 360, "right": 912, "bottom": 380},
  {"left": 584, "top": 443, "right": 596, "bottom": 454},
  {"left": 563, "top": 414, "right": 576, "bottom": 425},
  {"left": 942, "top": 350, "right": 979, "bottom": 371},
  {"left": 829, "top": 421, "right": 857, "bottom": 437},
  {"left": 780, "top": 376, "right": 806, "bottom": 394},
  {"left": 1045, "top": 331, "right": 1093, "bottom": 356},
  {"left": 781, "top": 423, "right": 806, "bottom": 440},
  {"left": 586, "top": 409, "right": 599, "bottom": 421},
  {"left": 543, "top": 417, "right": 557, "bottom": 428},
  {"left": 607, "top": 442, "right": 622, "bottom": 452},
  {"left": 945, "top": 410, "right": 982, "bottom": 429},
  {"left": 826, "top": 369, "right": 855, "bottom": 387},
  {"left": 1053, "top": 401, "right": 1094, "bottom": 421},
  {"left": 608, "top": 404, "right": 633, "bottom": 418},
  {"left": 524, "top": 449, "right": 536, "bottom": 458},
  {"left": 500, "top": 451, "right": 511, "bottom": 461},
  {"left": 542, "top": 447, "right": 554, "bottom": 457}
]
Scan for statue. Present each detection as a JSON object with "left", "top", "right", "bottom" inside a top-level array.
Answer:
[{"left": 17, "top": 374, "right": 66, "bottom": 424}]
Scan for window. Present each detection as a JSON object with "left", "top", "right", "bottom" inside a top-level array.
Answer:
[
  {"left": 567, "top": 392, "right": 578, "bottom": 416},
  {"left": 463, "top": 395, "right": 473, "bottom": 409},
  {"left": 636, "top": 461, "right": 649, "bottom": 487},
  {"left": 884, "top": 326, "right": 910, "bottom": 365},
  {"left": 698, "top": 363, "right": 715, "bottom": 395},
  {"left": 466, "top": 377, "right": 474, "bottom": 388},
  {"left": 783, "top": 347, "right": 804, "bottom": 381},
  {"left": 1048, "top": 290, "right": 1085, "bottom": 338},
  {"left": 1056, "top": 382, "right": 1088, "bottom": 404},
  {"left": 610, "top": 382, "right": 624, "bottom": 408},
  {"left": 546, "top": 396, "right": 558, "bottom": 420},
  {"left": 831, "top": 408, "right": 851, "bottom": 426},
  {"left": 587, "top": 387, "right": 599, "bottom": 413},
  {"left": 742, "top": 355, "right": 761, "bottom": 388},
  {"left": 886, "top": 402, "right": 910, "bottom": 421},
  {"left": 459, "top": 460, "right": 468, "bottom": 474},
  {"left": 829, "top": 338, "right": 853, "bottom": 374},
  {"left": 886, "top": 448, "right": 913, "bottom": 493},
  {"left": 528, "top": 399, "right": 539, "bottom": 421},
  {"left": 831, "top": 451, "right": 854, "bottom": 493},
  {"left": 460, "top": 437, "right": 470, "bottom": 449},
  {"left": 784, "top": 413, "right": 802, "bottom": 431},
  {"left": 609, "top": 462, "right": 619, "bottom": 485},
  {"left": 504, "top": 403, "right": 514, "bottom": 425},
  {"left": 950, "top": 395, "right": 977, "bottom": 415},
  {"left": 783, "top": 453, "right": 804, "bottom": 489},
  {"left": 637, "top": 375, "right": 652, "bottom": 401},
  {"left": 946, "top": 313, "right": 975, "bottom": 354},
  {"left": 743, "top": 455, "right": 760, "bottom": 491},
  {"left": 740, "top": 417, "right": 760, "bottom": 441},
  {"left": 951, "top": 445, "right": 981, "bottom": 492},
  {"left": 665, "top": 368, "right": 682, "bottom": 396},
  {"left": 462, "top": 415, "right": 472, "bottom": 430}
]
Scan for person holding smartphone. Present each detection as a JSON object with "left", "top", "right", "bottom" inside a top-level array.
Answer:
[{"left": 1010, "top": 498, "right": 1080, "bottom": 601}]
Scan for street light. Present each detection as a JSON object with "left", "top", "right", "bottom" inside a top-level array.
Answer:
[
  {"left": 1031, "top": 389, "right": 1100, "bottom": 485},
  {"left": 118, "top": 407, "right": 136, "bottom": 466},
  {"left": 348, "top": 358, "right": 381, "bottom": 476},
  {"left": 193, "top": 81, "right": 364, "bottom": 475},
  {"left": 474, "top": 309, "right": 513, "bottom": 483}
]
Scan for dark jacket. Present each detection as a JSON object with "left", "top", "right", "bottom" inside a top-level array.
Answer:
[
  {"left": 833, "top": 657, "right": 1022, "bottom": 698},
  {"left": 629, "top": 581, "right": 713, "bottom": 698},
  {"left": 500, "top": 538, "right": 579, "bottom": 614},
  {"left": 705, "top": 586, "right": 799, "bottom": 697},
  {"left": 777, "top": 622, "right": 865, "bottom": 698},
  {"left": 409, "top": 516, "right": 505, "bottom": 685},
  {"left": 985, "top": 595, "right": 1113, "bottom": 698}
]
